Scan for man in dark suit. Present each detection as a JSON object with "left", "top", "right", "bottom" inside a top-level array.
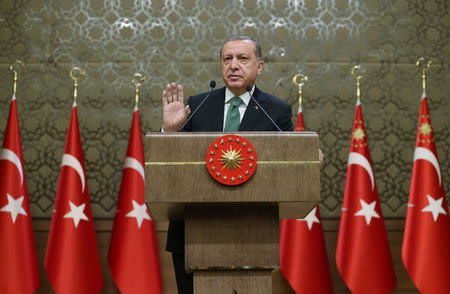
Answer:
[{"left": 162, "top": 36, "right": 294, "bottom": 294}]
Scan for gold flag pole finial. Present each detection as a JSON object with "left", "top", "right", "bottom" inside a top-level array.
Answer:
[
  {"left": 9, "top": 60, "right": 24, "bottom": 96},
  {"left": 416, "top": 57, "right": 431, "bottom": 93},
  {"left": 69, "top": 67, "right": 85, "bottom": 104},
  {"left": 292, "top": 73, "right": 309, "bottom": 109},
  {"left": 131, "top": 73, "right": 146, "bottom": 107},
  {"left": 351, "top": 65, "right": 366, "bottom": 103}
]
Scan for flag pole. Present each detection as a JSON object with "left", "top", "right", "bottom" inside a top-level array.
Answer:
[
  {"left": 292, "top": 73, "right": 309, "bottom": 110},
  {"left": 131, "top": 73, "right": 146, "bottom": 108},
  {"left": 351, "top": 65, "right": 366, "bottom": 103},
  {"left": 416, "top": 57, "right": 431, "bottom": 93},
  {"left": 69, "top": 67, "right": 85, "bottom": 104},
  {"left": 9, "top": 60, "right": 24, "bottom": 96}
]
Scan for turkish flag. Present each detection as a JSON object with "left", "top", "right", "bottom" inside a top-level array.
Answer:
[
  {"left": 108, "top": 107, "right": 162, "bottom": 294},
  {"left": 336, "top": 100, "right": 396, "bottom": 293},
  {"left": 280, "top": 105, "right": 332, "bottom": 294},
  {"left": 0, "top": 95, "right": 40, "bottom": 293},
  {"left": 294, "top": 105, "right": 305, "bottom": 132},
  {"left": 402, "top": 93, "right": 450, "bottom": 293},
  {"left": 280, "top": 206, "right": 332, "bottom": 294},
  {"left": 44, "top": 102, "right": 103, "bottom": 294}
]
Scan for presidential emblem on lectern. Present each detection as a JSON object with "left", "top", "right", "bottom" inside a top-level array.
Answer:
[{"left": 205, "top": 135, "right": 257, "bottom": 186}]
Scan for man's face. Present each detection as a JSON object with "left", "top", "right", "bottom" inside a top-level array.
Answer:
[{"left": 221, "top": 40, "right": 264, "bottom": 96}]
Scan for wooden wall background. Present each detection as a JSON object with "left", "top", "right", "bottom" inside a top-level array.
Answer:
[{"left": 0, "top": 0, "right": 448, "bottom": 293}]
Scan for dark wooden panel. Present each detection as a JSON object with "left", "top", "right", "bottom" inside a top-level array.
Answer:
[
  {"left": 185, "top": 205, "right": 279, "bottom": 268},
  {"left": 194, "top": 270, "right": 272, "bottom": 294}
]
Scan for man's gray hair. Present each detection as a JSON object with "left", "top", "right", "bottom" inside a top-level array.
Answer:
[{"left": 220, "top": 36, "right": 262, "bottom": 60}]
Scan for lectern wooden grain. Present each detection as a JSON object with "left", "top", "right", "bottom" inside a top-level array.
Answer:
[{"left": 145, "top": 132, "right": 320, "bottom": 294}]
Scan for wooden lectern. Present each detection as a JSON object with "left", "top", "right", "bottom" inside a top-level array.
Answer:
[{"left": 145, "top": 132, "right": 320, "bottom": 294}]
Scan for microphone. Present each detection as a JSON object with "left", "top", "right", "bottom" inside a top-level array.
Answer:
[
  {"left": 246, "top": 85, "right": 282, "bottom": 132},
  {"left": 178, "top": 80, "right": 216, "bottom": 131}
]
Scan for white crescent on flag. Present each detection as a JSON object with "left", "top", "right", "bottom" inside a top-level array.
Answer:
[
  {"left": 348, "top": 152, "right": 375, "bottom": 191},
  {"left": 0, "top": 148, "right": 24, "bottom": 186},
  {"left": 61, "top": 153, "right": 85, "bottom": 193},
  {"left": 124, "top": 156, "right": 145, "bottom": 183},
  {"left": 414, "top": 147, "right": 442, "bottom": 186}
]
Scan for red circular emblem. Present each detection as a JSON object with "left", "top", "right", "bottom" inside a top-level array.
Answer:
[{"left": 206, "top": 135, "right": 257, "bottom": 186}]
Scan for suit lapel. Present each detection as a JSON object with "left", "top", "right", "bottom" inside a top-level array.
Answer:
[
  {"left": 239, "top": 87, "right": 266, "bottom": 131},
  {"left": 208, "top": 87, "right": 225, "bottom": 131}
]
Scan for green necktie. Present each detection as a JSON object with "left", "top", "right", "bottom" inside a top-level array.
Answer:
[{"left": 224, "top": 96, "right": 243, "bottom": 132}]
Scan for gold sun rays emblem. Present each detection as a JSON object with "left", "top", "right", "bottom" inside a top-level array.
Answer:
[
  {"left": 206, "top": 135, "right": 257, "bottom": 186},
  {"left": 419, "top": 122, "right": 432, "bottom": 136},
  {"left": 353, "top": 127, "right": 365, "bottom": 141},
  {"left": 219, "top": 146, "right": 243, "bottom": 170}
]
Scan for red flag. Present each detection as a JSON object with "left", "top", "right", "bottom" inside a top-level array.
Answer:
[
  {"left": 280, "top": 105, "right": 332, "bottom": 294},
  {"left": 294, "top": 105, "right": 305, "bottom": 131},
  {"left": 402, "top": 93, "right": 450, "bottom": 294},
  {"left": 108, "top": 107, "right": 162, "bottom": 294},
  {"left": 45, "top": 102, "right": 103, "bottom": 294},
  {"left": 280, "top": 206, "right": 332, "bottom": 294},
  {"left": 336, "top": 99, "right": 396, "bottom": 293},
  {"left": 0, "top": 94, "right": 40, "bottom": 293}
]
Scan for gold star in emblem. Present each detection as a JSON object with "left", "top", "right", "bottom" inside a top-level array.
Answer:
[
  {"left": 228, "top": 137, "right": 233, "bottom": 142},
  {"left": 353, "top": 127, "right": 365, "bottom": 141},
  {"left": 219, "top": 146, "right": 243, "bottom": 170},
  {"left": 249, "top": 163, "right": 253, "bottom": 168},
  {"left": 242, "top": 142, "right": 247, "bottom": 147},
  {"left": 231, "top": 177, "right": 235, "bottom": 182},
  {"left": 211, "top": 166, "right": 216, "bottom": 171},
  {"left": 249, "top": 156, "right": 254, "bottom": 161},
  {"left": 238, "top": 175, "right": 243, "bottom": 180},
  {"left": 209, "top": 158, "right": 213, "bottom": 163},
  {"left": 210, "top": 151, "right": 215, "bottom": 155},
  {"left": 220, "top": 139, "right": 225, "bottom": 144},
  {"left": 216, "top": 172, "right": 221, "bottom": 177},
  {"left": 236, "top": 138, "right": 240, "bottom": 143},
  {"left": 247, "top": 148, "right": 252, "bottom": 153},
  {"left": 245, "top": 170, "right": 249, "bottom": 175},
  {"left": 214, "top": 144, "right": 218, "bottom": 149},
  {"left": 223, "top": 176, "right": 227, "bottom": 180},
  {"left": 419, "top": 122, "right": 432, "bottom": 135}
]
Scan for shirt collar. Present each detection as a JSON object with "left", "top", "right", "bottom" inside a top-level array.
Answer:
[{"left": 225, "top": 85, "right": 255, "bottom": 106}]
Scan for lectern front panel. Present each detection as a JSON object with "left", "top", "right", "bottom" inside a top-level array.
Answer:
[{"left": 144, "top": 132, "right": 320, "bottom": 220}]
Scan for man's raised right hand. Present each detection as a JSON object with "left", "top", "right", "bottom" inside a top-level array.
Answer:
[{"left": 162, "top": 82, "right": 191, "bottom": 132}]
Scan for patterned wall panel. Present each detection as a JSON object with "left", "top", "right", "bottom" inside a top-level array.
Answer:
[{"left": 0, "top": 0, "right": 448, "bottom": 218}]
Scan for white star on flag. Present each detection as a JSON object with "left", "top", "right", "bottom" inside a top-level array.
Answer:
[
  {"left": 421, "top": 194, "right": 447, "bottom": 222},
  {"left": 126, "top": 200, "right": 151, "bottom": 228},
  {"left": 354, "top": 199, "right": 380, "bottom": 225},
  {"left": 297, "top": 206, "right": 320, "bottom": 230},
  {"left": 0, "top": 193, "right": 27, "bottom": 223},
  {"left": 63, "top": 201, "right": 89, "bottom": 228}
]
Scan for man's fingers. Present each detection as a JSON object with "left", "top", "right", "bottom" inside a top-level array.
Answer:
[
  {"left": 177, "top": 84, "right": 184, "bottom": 103},
  {"left": 170, "top": 82, "right": 177, "bottom": 101},
  {"left": 184, "top": 105, "right": 191, "bottom": 116},
  {"left": 162, "top": 89, "right": 169, "bottom": 106},
  {"left": 166, "top": 83, "right": 173, "bottom": 102},
  {"left": 319, "top": 148, "right": 324, "bottom": 167},
  {"left": 162, "top": 82, "right": 185, "bottom": 111}
]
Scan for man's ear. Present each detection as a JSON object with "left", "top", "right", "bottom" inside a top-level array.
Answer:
[{"left": 257, "top": 60, "right": 264, "bottom": 75}]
